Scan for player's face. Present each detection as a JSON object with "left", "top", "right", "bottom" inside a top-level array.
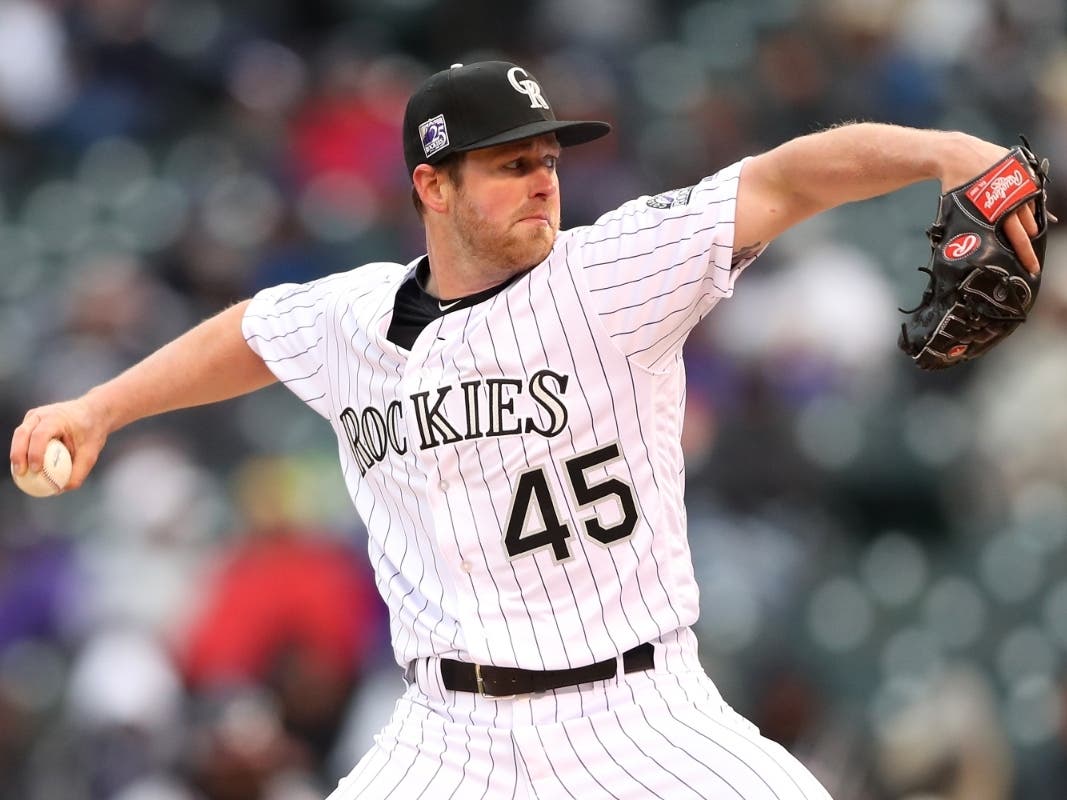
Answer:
[{"left": 449, "top": 135, "right": 562, "bottom": 275}]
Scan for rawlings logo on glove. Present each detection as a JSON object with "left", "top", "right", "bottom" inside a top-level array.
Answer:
[{"left": 898, "top": 139, "right": 1050, "bottom": 369}]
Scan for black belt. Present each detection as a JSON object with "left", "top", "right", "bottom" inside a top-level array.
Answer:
[{"left": 439, "top": 643, "right": 654, "bottom": 698}]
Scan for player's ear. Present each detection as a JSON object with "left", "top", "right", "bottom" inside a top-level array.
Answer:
[{"left": 413, "top": 163, "right": 451, "bottom": 214}]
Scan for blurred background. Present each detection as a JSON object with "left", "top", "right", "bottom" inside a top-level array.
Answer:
[{"left": 2, "top": 0, "right": 1067, "bottom": 798}]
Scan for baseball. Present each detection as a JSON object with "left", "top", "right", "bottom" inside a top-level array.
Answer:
[{"left": 10, "top": 439, "right": 73, "bottom": 497}]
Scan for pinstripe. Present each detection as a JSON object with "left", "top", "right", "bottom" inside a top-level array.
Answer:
[
  {"left": 634, "top": 704, "right": 748, "bottom": 798},
  {"left": 580, "top": 211, "right": 706, "bottom": 249},
  {"left": 482, "top": 300, "right": 564, "bottom": 667},
  {"left": 454, "top": 328, "right": 542, "bottom": 665},
  {"left": 464, "top": 333, "right": 545, "bottom": 666},
  {"left": 279, "top": 364, "right": 323, "bottom": 385},
  {"left": 261, "top": 337, "right": 323, "bottom": 363},
  {"left": 539, "top": 263, "right": 641, "bottom": 652},
  {"left": 571, "top": 706, "right": 704, "bottom": 799},
  {"left": 582, "top": 715, "right": 666, "bottom": 798},
  {"left": 274, "top": 269, "right": 352, "bottom": 305},
  {"left": 587, "top": 251, "right": 711, "bottom": 294},
  {"left": 349, "top": 281, "right": 454, "bottom": 663},
  {"left": 442, "top": 322, "right": 526, "bottom": 666},
  {"left": 243, "top": 301, "right": 316, "bottom": 318},
  {"left": 578, "top": 198, "right": 731, "bottom": 248},
  {"left": 324, "top": 290, "right": 342, "bottom": 438},
  {"left": 560, "top": 246, "right": 679, "bottom": 632},
  {"left": 560, "top": 242, "right": 663, "bottom": 632},
  {"left": 672, "top": 682, "right": 818, "bottom": 800},
  {"left": 649, "top": 663, "right": 824, "bottom": 800},
  {"left": 396, "top": 346, "right": 462, "bottom": 657},
  {"left": 619, "top": 356, "right": 686, "bottom": 626},
  {"left": 384, "top": 309, "right": 459, "bottom": 659},
  {"left": 245, "top": 160, "right": 834, "bottom": 800},
  {"left": 579, "top": 220, "right": 733, "bottom": 270},
  {"left": 454, "top": 719, "right": 478, "bottom": 800},
  {"left": 578, "top": 181, "right": 737, "bottom": 251},
  {"left": 244, "top": 311, "right": 325, "bottom": 342},
  {"left": 372, "top": 386, "right": 426, "bottom": 660},
  {"left": 335, "top": 744, "right": 388, "bottom": 796},
  {"left": 512, "top": 736, "right": 531, "bottom": 800},
  {"left": 503, "top": 288, "right": 599, "bottom": 666},
  {"left": 530, "top": 725, "right": 581, "bottom": 800},
  {"left": 433, "top": 451, "right": 512, "bottom": 662},
  {"left": 641, "top": 702, "right": 779, "bottom": 799},
  {"left": 373, "top": 700, "right": 433, "bottom": 799},
  {"left": 631, "top": 311, "right": 701, "bottom": 367},
  {"left": 608, "top": 705, "right": 703, "bottom": 796},
  {"left": 357, "top": 631, "right": 832, "bottom": 799},
  {"left": 608, "top": 287, "right": 705, "bottom": 337},
  {"left": 559, "top": 723, "right": 624, "bottom": 799}
]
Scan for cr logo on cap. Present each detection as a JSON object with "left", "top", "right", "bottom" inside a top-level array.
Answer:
[{"left": 507, "top": 67, "right": 550, "bottom": 110}]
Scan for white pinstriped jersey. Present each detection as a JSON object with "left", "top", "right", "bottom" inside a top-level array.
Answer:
[{"left": 242, "top": 159, "right": 759, "bottom": 671}]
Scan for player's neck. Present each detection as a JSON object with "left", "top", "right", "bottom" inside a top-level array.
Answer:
[{"left": 423, "top": 236, "right": 521, "bottom": 302}]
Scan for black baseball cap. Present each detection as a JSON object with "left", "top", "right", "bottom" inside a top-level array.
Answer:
[{"left": 402, "top": 61, "right": 611, "bottom": 178}]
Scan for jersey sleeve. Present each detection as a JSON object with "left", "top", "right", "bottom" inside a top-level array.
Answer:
[
  {"left": 242, "top": 279, "right": 334, "bottom": 418},
  {"left": 568, "top": 159, "right": 764, "bottom": 371}
]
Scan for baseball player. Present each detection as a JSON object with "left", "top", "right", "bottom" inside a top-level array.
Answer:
[{"left": 10, "top": 62, "right": 1042, "bottom": 799}]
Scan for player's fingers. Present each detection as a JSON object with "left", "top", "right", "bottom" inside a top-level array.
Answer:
[
  {"left": 9, "top": 411, "right": 40, "bottom": 475},
  {"left": 25, "top": 413, "right": 69, "bottom": 475},
  {"left": 1003, "top": 213, "right": 1040, "bottom": 275},
  {"left": 1019, "top": 202, "right": 1039, "bottom": 238},
  {"left": 66, "top": 447, "right": 99, "bottom": 491}
]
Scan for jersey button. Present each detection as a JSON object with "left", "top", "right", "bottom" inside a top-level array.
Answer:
[
  {"left": 459, "top": 560, "right": 472, "bottom": 573},
  {"left": 438, "top": 480, "right": 449, "bottom": 491}
]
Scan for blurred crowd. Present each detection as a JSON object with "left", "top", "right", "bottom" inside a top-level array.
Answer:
[{"left": 3, "top": 0, "right": 1067, "bottom": 798}]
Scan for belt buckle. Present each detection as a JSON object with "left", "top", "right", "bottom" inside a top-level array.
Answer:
[{"left": 475, "top": 663, "right": 517, "bottom": 700}]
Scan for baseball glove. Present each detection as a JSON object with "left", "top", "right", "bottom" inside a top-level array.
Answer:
[{"left": 898, "top": 139, "right": 1050, "bottom": 369}]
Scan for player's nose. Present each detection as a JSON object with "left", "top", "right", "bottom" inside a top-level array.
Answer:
[{"left": 527, "top": 166, "right": 557, "bottom": 199}]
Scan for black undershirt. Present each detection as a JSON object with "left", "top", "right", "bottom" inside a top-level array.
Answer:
[{"left": 386, "top": 258, "right": 518, "bottom": 350}]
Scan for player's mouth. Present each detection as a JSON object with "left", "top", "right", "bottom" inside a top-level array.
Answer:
[{"left": 518, "top": 213, "right": 552, "bottom": 227}]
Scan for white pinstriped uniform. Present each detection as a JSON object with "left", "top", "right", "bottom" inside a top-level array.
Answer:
[{"left": 242, "top": 160, "right": 832, "bottom": 799}]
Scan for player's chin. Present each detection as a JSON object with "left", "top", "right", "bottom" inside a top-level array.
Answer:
[
  {"left": 499, "top": 228, "right": 552, "bottom": 269},
  {"left": 521, "top": 234, "right": 555, "bottom": 269}
]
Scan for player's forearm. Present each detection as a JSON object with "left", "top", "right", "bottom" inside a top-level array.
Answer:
[
  {"left": 737, "top": 123, "right": 1009, "bottom": 246},
  {"left": 760, "top": 123, "right": 966, "bottom": 209},
  {"left": 85, "top": 300, "right": 276, "bottom": 433}
]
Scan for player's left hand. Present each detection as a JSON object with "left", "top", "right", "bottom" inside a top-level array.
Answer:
[
  {"left": 937, "top": 135, "right": 1045, "bottom": 274},
  {"left": 899, "top": 137, "right": 1051, "bottom": 369}
]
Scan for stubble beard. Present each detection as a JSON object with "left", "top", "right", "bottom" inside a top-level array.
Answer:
[{"left": 453, "top": 196, "right": 557, "bottom": 281}]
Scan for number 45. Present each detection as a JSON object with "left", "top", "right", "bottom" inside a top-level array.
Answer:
[{"left": 503, "top": 442, "right": 640, "bottom": 563}]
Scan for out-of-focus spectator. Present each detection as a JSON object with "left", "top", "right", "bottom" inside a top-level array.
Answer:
[
  {"left": 873, "top": 667, "right": 1012, "bottom": 800},
  {"left": 184, "top": 686, "right": 317, "bottom": 800},
  {"left": 0, "top": 530, "right": 79, "bottom": 653},
  {"left": 963, "top": 229, "right": 1067, "bottom": 523},
  {"left": 0, "top": 0, "right": 73, "bottom": 132},
  {"left": 74, "top": 436, "right": 225, "bottom": 641},
  {"left": 179, "top": 456, "right": 383, "bottom": 777},
  {"left": 3, "top": 2, "right": 1067, "bottom": 798},
  {"left": 1016, "top": 671, "right": 1067, "bottom": 800},
  {"left": 65, "top": 627, "right": 185, "bottom": 799}
]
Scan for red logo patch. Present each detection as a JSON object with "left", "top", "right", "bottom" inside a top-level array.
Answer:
[
  {"left": 943, "top": 233, "right": 982, "bottom": 260},
  {"left": 964, "top": 155, "right": 1037, "bottom": 223},
  {"left": 948, "top": 344, "right": 969, "bottom": 359}
]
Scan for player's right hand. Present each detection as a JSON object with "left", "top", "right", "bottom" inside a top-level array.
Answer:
[{"left": 9, "top": 397, "right": 109, "bottom": 492}]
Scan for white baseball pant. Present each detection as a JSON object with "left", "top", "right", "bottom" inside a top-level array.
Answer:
[{"left": 327, "top": 628, "right": 833, "bottom": 799}]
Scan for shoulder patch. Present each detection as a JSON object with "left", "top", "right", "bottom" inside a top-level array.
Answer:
[{"left": 646, "top": 185, "right": 694, "bottom": 209}]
